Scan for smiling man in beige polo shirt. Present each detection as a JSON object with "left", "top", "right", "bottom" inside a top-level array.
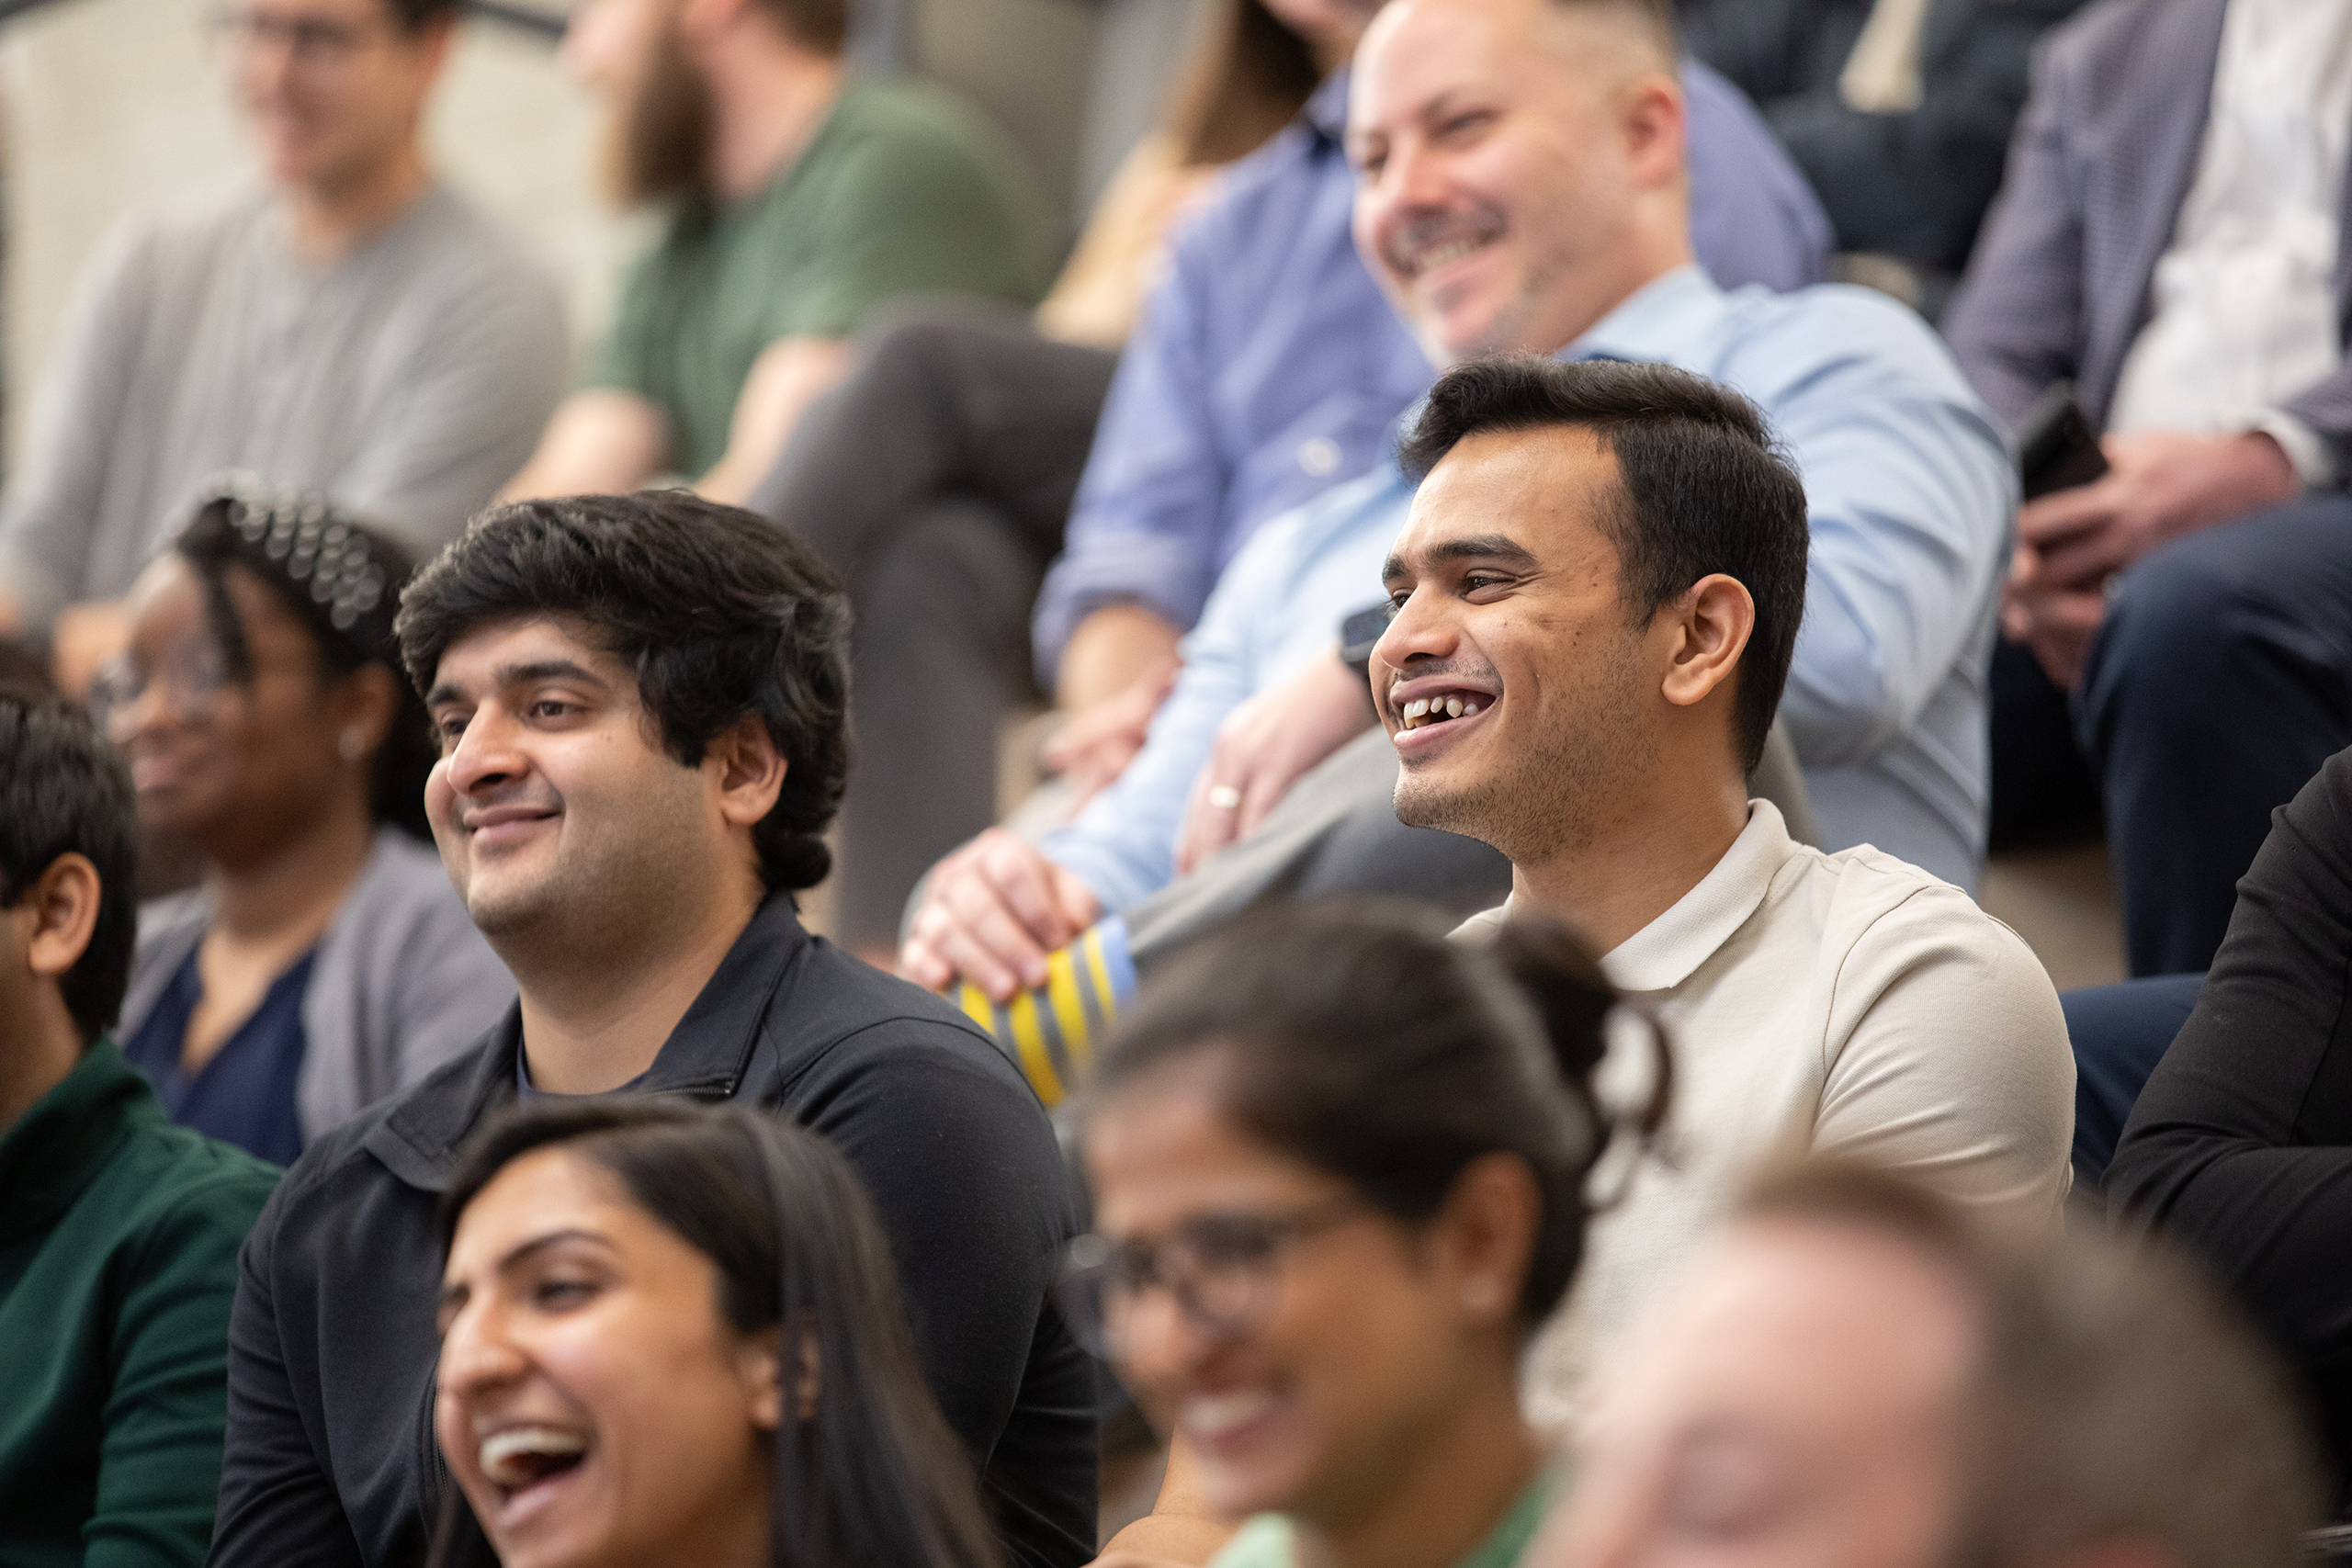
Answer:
[{"left": 1380, "top": 354, "right": 2074, "bottom": 1421}]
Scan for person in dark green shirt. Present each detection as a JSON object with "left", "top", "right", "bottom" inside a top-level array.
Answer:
[
  {"left": 504, "top": 0, "right": 1045, "bottom": 502},
  {"left": 0, "top": 687, "right": 278, "bottom": 1568}
]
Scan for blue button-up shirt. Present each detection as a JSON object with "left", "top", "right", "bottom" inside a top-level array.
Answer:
[
  {"left": 1032, "top": 62, "right": 1836, "bottom": 682},
  {"left": 1042, "top": 265, "right": 2016, "bottom": 902}
]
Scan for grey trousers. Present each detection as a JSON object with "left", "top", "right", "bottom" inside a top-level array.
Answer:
[
  {"left": 961, "top": 717, "right": 1819, "bottom": 975},
  {"left": 748, "top": 301, "right": 1119, "bottom": 949}
]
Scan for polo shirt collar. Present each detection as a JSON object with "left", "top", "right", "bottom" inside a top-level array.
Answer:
[
  {"left": 1304, "top": 67, "right": 1351, "bottom": 143},
  {"left": 1565, "top": 264, "right": 1724, "bottom": 365},
  {"left": 368, "top": 894, "right": 813, "bottom": 1192},
  {"left": 1601, "top": 800, "right": 1798, "bottom": 995}
]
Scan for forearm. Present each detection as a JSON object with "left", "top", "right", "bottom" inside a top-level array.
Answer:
[
  {"left": 1057, "top": 603, "right": 1183, "bottom": 712},
  {"left": 498, "top": 391, "right": 669, "bottom": 502},
  {"left": 698, "top": 337, "right": 852, "bottom": 506}
]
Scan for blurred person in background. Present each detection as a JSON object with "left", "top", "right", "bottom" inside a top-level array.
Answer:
[
  {"left": 0, "top": 689, "right": 279, "bottom": 1567},
  {"left": 427, "top": 1100, "right": 1005, "bottom": 1568},
  {"left": 209, "top": 492, "right": 1091, "bottom": 1568},
  {"left": 100, "top": 487, "right": 512, "bottom": 1167},
  {"left": 759, "top": 0, "right": 1831, "bottom": 959},
  {"left": 0, "top": 0, "right": 565, "bottom": 695},
  {"left": 902, "top": 0, "right": 2016, "bottom": 1011},
  {"left": 1072, "top": 904, "right": 1650, "bottom": 1568},
  {"left": 1549, "top": 1159, "right": 2321, "bottom": 1568},
  {"left": 1677, "top": 0, "right": 2090, "bottom": 311},
  {"left": 1945, "top": 0, "right": 2352, "bottom": 978},
  {"left": 499, "top": 0, "right": 1046, "bottom": 506}
]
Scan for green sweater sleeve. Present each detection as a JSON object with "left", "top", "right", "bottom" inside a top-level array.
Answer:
[{"left": 85, "top": 1166, "right": 276, "bottom": 1568}]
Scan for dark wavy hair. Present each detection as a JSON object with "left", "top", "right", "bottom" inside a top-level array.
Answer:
[
  {"left": 175, "top": 486, "right": 435, "bottom": 840},
  {"left": 1089, "top": 900, "right": 1668, "bottom": 1325},
  {"left": 428, "top": 1100, "right": 1003, "bottom": 1568},
  {"left": 394, "top": 492, "right": 852, "bottom": 893},
  {"left": 0, "top": 690, "right": 139, "bottom": 1043},
  {"left": 1398, "top": 356, "right": 1809, "bottom": 774}
]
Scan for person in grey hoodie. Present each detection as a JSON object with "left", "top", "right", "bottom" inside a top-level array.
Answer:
[{"left": 105, "top": 485, "right": 511, "bottom": 1164}]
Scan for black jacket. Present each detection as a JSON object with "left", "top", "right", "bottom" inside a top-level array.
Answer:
[
  {"left": 207, "top": 897, "right": 1097, "bottom": 1568},
  {"left": 2108, "top": 748, "right": 2352, "bottom": 1502}
]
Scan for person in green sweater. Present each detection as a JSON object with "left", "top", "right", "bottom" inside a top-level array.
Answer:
[
  {"left": 1067, "top": 903, "right": 1665, "bottom": 1568},
  {"left": 0, "top": 688, "right": 279, "bottom": 1568},
  {"left": 502, "top": 0, "right": 1046, "bottom": 504}
]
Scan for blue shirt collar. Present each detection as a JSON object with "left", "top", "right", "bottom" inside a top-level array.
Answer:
[
  {"left": 1304, "top": 66, "right": 1351, "bottom": 143},
  {"left": 1565, "top": 264, "right": 1726, "bottom": 364}
]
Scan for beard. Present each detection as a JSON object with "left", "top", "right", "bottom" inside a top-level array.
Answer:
[
  {"left": 1394, "top": 637, "right": 1653, "bottom": 867},
  {"left": 600, "top": 17, "right": 715, "bottom": 208}
]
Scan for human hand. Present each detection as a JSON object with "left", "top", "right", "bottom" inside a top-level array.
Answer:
[
  {"left": 1042, "top": 655, "right": 1182, "bottom": 806},
  {"left": 1175, "top": 652, "right": 1376, "bottom": 875},
  {"left": 50, "top": 600, "right": 132, "bottom": 698},
  {"left": 899, "top": 829, "right": 1103, "bottom": 1000},
  {"left": 2002, "top": 544, "right": 2109, "bottom": 691},
  {"left": 2014, "top": 429, "right": 2297, "bottom": 593}
]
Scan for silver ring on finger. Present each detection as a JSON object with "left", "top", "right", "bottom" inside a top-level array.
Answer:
[{"left": 1207, "top": 784, "right": 1243, "bottom": 811}]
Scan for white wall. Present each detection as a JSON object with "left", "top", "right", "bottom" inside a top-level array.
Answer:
[{"left": 0, "top": 0, "right": 637, "bottom": 473}]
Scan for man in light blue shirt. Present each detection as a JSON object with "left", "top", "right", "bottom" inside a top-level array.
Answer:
[{"left": 900, "top": 0, "right": 2010, "bottom": 1003}]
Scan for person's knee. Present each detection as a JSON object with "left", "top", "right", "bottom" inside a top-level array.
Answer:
[{"left": 854, "top": 500, "right": 1039, "bottom": 674}]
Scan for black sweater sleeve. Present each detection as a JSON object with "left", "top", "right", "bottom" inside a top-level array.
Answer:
[{"left": 2108, "top": 747, "right": 2352, "bottom": 1482}]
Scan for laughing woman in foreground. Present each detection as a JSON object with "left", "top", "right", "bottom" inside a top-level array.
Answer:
[
  {"left": 1069, "top": 901, "right": 1660, "bottom": 1568},
  {"left": 426, "top": 1099, "right": 1003, "bottom": 1568}
]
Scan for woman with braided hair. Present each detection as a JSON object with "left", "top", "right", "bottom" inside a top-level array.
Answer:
[{"left": 102, "top": 481, "right": 512, "bottom": 1163}]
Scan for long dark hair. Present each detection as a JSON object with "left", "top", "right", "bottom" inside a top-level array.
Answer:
[
  {"left": 173, "top": 482, "right": 434, "bottom": 840},
  {"left": 1089, "top": 900, "right": 1670, "bottom": 1325},
  {"left": 1160, "top": 0, "right": 1327, "bottom": 167},
  {"left": 427, "top": 1100, "right": 1004, "bottom": 1568}
]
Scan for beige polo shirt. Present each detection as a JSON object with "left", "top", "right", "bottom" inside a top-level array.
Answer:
[{"left": 1456, "top": 801, "right": 2074, "bottom": 1425}]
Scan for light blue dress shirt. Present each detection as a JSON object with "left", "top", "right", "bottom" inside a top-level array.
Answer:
[
  {"left": 1042, "top": 266, "right": 2017, "bottom": 902},
  {"left": 1029, "top": 63, "right": 1836, "bottom": 684}
]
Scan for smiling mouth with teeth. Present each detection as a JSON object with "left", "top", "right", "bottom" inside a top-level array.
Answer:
[
  {"left": 480, "top": 1427, "right": 589, "bottom": 1497},
  {"left": 1406, "top": 234, "right": 1495, "bottom": 276},
  {"left": 1396, "top": 694, "right": 1483, "bottom": 731}
]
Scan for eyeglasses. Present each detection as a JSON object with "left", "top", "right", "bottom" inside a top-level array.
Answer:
[
  {"left": 89, "top": 639, "right": 237, "bottom": 736},
  {"left": 207, "top": 5, "right": 398, "bottom": 65},
  {"left": 1053, "top": 1192, "right": 1365, "bottom": 1360}
]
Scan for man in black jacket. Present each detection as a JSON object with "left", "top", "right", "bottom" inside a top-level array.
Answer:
[{"left": 206, "top": 492, "right": 1096, "bottom": 1568}]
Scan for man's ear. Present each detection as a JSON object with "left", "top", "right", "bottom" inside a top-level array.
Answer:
[
  {"left": 1619, "top": 70, "right": 1688, "bottom": 192},
  {"left": 22, "top": 853, "right": 102, "bottom": 981},
  {"left": 711, "top": 713, "right": 789, "bottom": 829},
  {"left": 1659, "top": 573, "right": 1753, "bottom": 711}
]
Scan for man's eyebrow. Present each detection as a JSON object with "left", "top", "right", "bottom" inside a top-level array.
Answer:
[
  {"left": 1391, "top": 536, "right": 1541, "bottom": 577},
  {"left": 425, "top": 659, "right": 613, "bottom": 710}
]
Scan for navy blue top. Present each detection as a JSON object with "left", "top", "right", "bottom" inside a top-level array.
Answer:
[{"left": 122, "top": 945, "right": 316, "bottom": 1167}]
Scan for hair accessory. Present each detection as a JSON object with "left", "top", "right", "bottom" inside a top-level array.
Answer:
[{"left": 204, "top": 471, "right": 399, "bottom": 649}]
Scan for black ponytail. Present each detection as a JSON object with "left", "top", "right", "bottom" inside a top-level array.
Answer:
[{"left": 1089, "top": 898, "right": 1669, "bottom": 1325}]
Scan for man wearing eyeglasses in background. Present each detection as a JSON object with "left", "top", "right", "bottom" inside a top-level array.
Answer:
[{"left": 0, "top": 0, "right": 566, "bottom": 696}]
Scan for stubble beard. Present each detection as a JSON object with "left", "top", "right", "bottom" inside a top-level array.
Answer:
[
  {"left": 1394, "top": 646, "right": 1651, "bottom": 868},
  {"left": 601, "top": 18, "right": 715, "bottom": 209}
]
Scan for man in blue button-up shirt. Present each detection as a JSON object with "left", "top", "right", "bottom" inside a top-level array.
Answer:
[{"left": 901, "top": 0, "right": 2005, "bottom": 1003}]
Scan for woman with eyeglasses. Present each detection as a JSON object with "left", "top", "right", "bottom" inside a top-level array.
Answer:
[
  {"left": 101, "top": 482, "right": 512, "bottom": 1164},
  {"left": 428, "top": 1097, "right": 1004, "bottom": 1568},
  {"left": 1067, "top": 901, "right": 1660, "bottom": 1568}
]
